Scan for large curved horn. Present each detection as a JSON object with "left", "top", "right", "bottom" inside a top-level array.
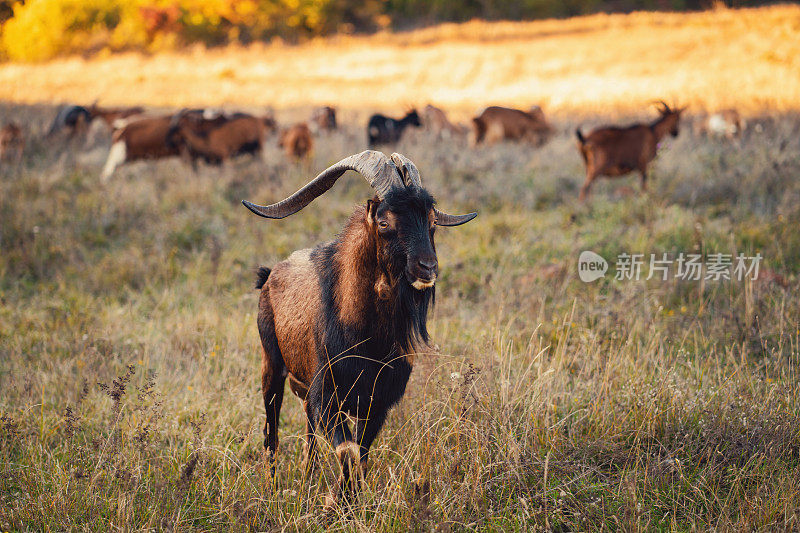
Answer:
[
  {"left": 390, "top": 152, "right": 476, "bottom": 226},
  {"left": 657, "top": 100, "right": 671, "bottom": 113},
  {"left": 242, "top": 150, "right": 402, "bottom": 219},
  {"left": 435, "top": 209, "right": 477, "bottom": 226},
  {"left": 390, "top": 152, "right": 421, "bottom": 188}
]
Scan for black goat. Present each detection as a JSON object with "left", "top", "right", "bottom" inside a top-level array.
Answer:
[
  {"left": 367, "top": 109, "right": 422, "bottom": 146},
  {"left": 242, "top": 150, "right": 476, "bottom": 506},
  {"left": 47, "top": 105, "right": 92, "bottom": 138}
]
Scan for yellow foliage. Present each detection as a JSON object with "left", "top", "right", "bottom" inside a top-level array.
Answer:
[
  {"left": 0, "top": 0, "right": 379, "bottom": 61},
  {"left": 1, "top": 0, "right": 146, "bottom": 61}
]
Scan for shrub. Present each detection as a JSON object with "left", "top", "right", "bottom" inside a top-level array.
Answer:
[
  {"left": 0, "top": 0, "right": 382, "bottom": 61},
  {"left": 1, "top": 0, "right": 139, "bottom": 61}
]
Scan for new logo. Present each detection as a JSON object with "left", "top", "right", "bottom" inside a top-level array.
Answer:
[{"left": 578, "top": 250, "right": 608, "bottom": 282}]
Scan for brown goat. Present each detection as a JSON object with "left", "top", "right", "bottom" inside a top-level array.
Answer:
[
  {"left": 310, "top": 106, "right": 337, "bottom": 132},
  {"left": 576, "top": 102, "right": 685, "bottom": 202},
  {"left": 279, "top": 123, "right": 314, "bottom": 160},
  {"left": 167, "top": 111, "right": 268, "bottom": 165},
  {"left": 0, "top": 122, "right": 24, "bottom": 163},
  {"left": 101, "top": 112, "right": 197, "bottom": 181},
  {"left": 423, "top": 104, "right": 463, "bottom": 138},
  {"left": 471, "top": 105, "right": 552, "bottom": 146},
  {"left": 243, "top": 151, "right": 476, "bottom": 506}
]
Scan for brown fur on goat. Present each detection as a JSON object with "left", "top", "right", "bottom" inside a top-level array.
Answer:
[
  {"left": 0, "top": 122, "right": 24, "bottom": 163},
  {"left": 279, "top": 123, "right": 314, "bottom": 160},
  {"left": 168, "top": 111, "right": 268, "bottom": 165},
  {"left": 471, "top": 105, "right": 552, "bottom": 146},
  {"left": 576, "top": 102, "right": 684, "bottom": 202},
  {"left": 310, "top": 106, "right": 337, "bottom": 132},
  {"left": 88, "top": 104, "right": 145, "bottom": 128},
  {"left": 101, "top": 113, "right": 193, "bottom": 181},
  {"left": 423, "top": 105, "right": 463, "bottom": 138}
]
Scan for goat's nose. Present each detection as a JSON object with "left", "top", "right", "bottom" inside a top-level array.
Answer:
[{"left": 418, "top": 258, "right": 437, "bottom": 273}]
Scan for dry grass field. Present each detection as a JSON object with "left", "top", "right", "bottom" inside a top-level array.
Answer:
[
  {"left": 1, "top": 5, "right": 800, "bottom": 532},
  {"left": 0, "top": 5, "right": 798, "bottom": 116},
  {"left": 1, "top": 100, "right": 799, "bottom": 530}
]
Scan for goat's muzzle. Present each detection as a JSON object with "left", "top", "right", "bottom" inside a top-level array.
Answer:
[{"left": 407, "top": 256, "right": 438, "bottom": 290}]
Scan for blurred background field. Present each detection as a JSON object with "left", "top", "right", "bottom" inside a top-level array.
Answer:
[
  {"left": 0, "top": 4, "right": 799, "bottom": 113},
  {"left": 1, "top": 1, "right": 800, "bottom": 531},
  {"left": 0, "top": 0, "right": 784, "bottom": 62}
]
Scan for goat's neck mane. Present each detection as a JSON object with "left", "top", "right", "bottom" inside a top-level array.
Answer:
[
  {"left": 332, "top": 206, "right": 433, "bottom": 357},
  {"left": 650, "top": 113, "right": 674, "bottom": 140}
]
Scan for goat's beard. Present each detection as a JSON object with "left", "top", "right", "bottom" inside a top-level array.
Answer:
[
  {"left": 411, "top": 275, "right": 436, "bottom": 290},
  {"left": 393, "top": 276, "right": 434, "bottom": 355}
]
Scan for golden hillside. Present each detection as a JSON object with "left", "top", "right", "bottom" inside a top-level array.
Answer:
[{"left": 0, "top": 4, "right": 797, "bottom": 115}]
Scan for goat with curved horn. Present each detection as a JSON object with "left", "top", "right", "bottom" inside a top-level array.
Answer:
[{"left": 244, "top": 150, "right": 476, "bottom": 507}]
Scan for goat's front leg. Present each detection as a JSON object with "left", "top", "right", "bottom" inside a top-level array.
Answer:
[
  {"left": 317, "top": 391, "right": 359, "bottom": 507},
  {"left": 354, "top": 408, "right": 389, "bottom": 479}
]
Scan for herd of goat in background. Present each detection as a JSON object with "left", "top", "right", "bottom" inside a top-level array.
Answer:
[{"left": 0, "top": 100, "right": 746, "bottom": 201}]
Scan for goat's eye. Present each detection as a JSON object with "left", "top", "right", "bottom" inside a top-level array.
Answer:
[{"left": 378, "top": 220, "right": 389, "bottom": 229}]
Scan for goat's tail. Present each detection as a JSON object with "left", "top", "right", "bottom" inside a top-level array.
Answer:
[
  {"left": 255, "top": 266, "right": 271, "bottom": 289},
  {"left": 575, "top": 127, "right": 590, "bottom": 164},
  {"left": 470, "top": 117, "right": 485, "bottom": 146}
]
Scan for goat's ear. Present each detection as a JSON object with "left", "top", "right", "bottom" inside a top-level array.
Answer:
[{"left": 366, "top": 198, "right": 381, "bottom": 225}]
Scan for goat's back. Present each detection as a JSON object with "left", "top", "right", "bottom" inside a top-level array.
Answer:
[
  {"left": 473, "top": 106, "right": 549, "bottom": 142},
  {"left": 580, "top": 124, "right": 655, "bottom": 173},
  {"left": 93, "top": 106, "right": 145, "bottom": 127},
  {"left": 207, "top": 115, "right": 266, "bottom": 152},
  {"left": 113, "top": 115, "right": 177, "bottom": 159},
  {"left": 423, "top": 105, "right": 458, "bottom": 133}
]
